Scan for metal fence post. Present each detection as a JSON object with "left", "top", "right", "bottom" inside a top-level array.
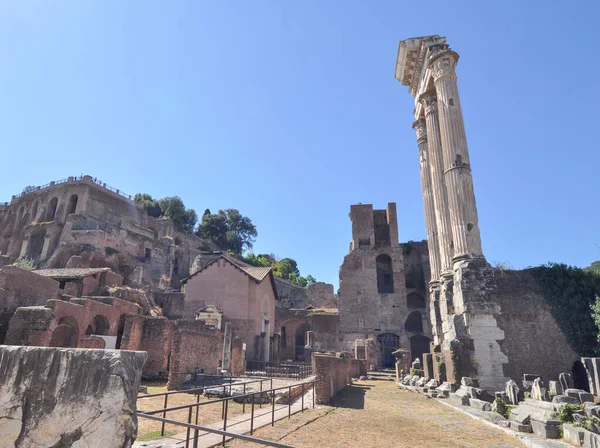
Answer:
[
  {"left": 161, "top": 394, "right": 168, "bottom": 436},
  {"left": 260, "top": 381, "right": 263, "bottom": 409},
  {"left": 222, "top": 399, "right": 229, "bottom": 446},
  {"left": 271, "top": 389, "right": 276, "bottom": 427},
  {"left": 301, "top": 383, "right": 304, "bottom": 412},
  {"left": 250, "top": 393, "right": 255, "bottom": 435},
  {"left": 288, "top": 386, "right": 291, "bottom": 419},
  {"left": 243, "top": 383, "right": 246, "bottom": 413},
  {"left": 313, "top": 381, "right": 315, "bottom": 408},
  {"left": 186, "top": 406, "right": 193, "bottom": 448}
]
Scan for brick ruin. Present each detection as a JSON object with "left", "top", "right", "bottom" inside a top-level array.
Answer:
[{"left": 395, "top": 35, "right": 579, "bottom": 389}]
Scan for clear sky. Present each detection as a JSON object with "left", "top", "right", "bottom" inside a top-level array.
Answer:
[{"left": 1, "top": 1, "right": 598, "bottom": 288}]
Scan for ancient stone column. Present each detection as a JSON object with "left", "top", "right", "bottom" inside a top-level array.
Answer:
[
  {"left": 413, "top": 119, "right": 441, "bottom": 283},
  {"left": 430, "top": 50, "right": 484, "bottom": 262},
  {"left": 418, "top": 92, "right": 453, "bottom": 275}
]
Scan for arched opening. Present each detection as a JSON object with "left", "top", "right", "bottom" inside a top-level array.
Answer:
[
  {"left": 27, "top": 231, "right": 45, "bottom": 261},
  {"left": 46, "top": 197, "right": 58, "bottom": 221},
  {"left": 405, "top": 311, "right": 423, "bottom": 333},
  {"left": 115, "top": 314, "right": 127, "bottom": 349},
  {"left": 407, "top": 293, "right": 426, "bottom": 309},
  {"left": 376, "top": 254, "right": 394, "bottom": 293},
  {"left": 573, "top": 361, "right": 589, "bottom": 391},
  {"left": 49, "top": 317, "right": 79, "bottom": 348},
  {"left": 67, "top": 194, "right": 78, "bottom": 215},
  {"left": 30, "top": 202, "right": 39, "bottom": 224},
  {"left": 377, "top": 333, "right": 400, "bottom": 368},
  {"left": 409, "top": 334, "right": 430, "bottom": 363},
  {"left": 295, "top": 323, "right": 310, "bottom": 361},
  {"left": 85, "top": 314, "right": 110, "bottom": 336}
]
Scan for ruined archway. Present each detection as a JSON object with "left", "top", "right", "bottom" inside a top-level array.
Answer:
[
  {"left": 67, "top": 194, "right": 78, "bottom": 216},
  {"left": 85, "top": 314, "right": 110, "bottom": 336},
  {"left": 376, "top": 254, "right": 394, "bottom": 293},
  {"left": 405, "top": 311, "right": 423, "bottom": 333},
  {"left": 30, "top": 201, "right": 39, "bottom": 224},
  {"left": 377, "top": 333, "right": 400, "bottom": 368},
  {"left": 49, "top": 317, "right": 79, "bottom": 348},
  {"left": 407, "top": 292, "right": 426, "bottom": 309},
  {"left": 295, "top": 323, "right": 311, "bottom": 361},
  {"left": 46, "top": 197, "right": 58, "bottom": 221},
  {"left": 409, "top": 334, "right": 430, "bottom": 363},
  {"left": 27, "top": 231, "right": 46, "bottom": 261}
]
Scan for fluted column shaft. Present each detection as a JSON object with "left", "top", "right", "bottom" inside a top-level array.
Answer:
[
  {"left": 430, "top": 50, "right": 484, "bottom": 262},
  {"left": 419, "top": 92, "right": 454, "bottom": 275},
  {"left": 413, "top": 119, "right": 441, "bottom": 283}
]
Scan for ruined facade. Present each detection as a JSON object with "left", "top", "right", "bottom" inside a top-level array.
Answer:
[
  {"left": 395, "top": 35, "right": 579, "bottom": 389},
  {"left": 337, "top": 203, "right": 431, "bottom": 367},
  {"left": 0, "top": 175, "right": 218, "bottom": 289}
]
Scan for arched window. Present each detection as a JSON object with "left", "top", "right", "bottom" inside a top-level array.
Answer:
[
  {"left": 49, "top": 317, "right": 79, "bottom": 348},
  {"left": 377, "top": 333, "right": 400, "bottom": 368},
  {"left": 405, "top": 311, "right": 423, "bottom": 333},
  {"left": 409, "top": 334, "right": 430, "bottom": 363},
  {"left": 376, "top": 254, "right": 394, "bottom": 293},
  {"left": 46, "top": 197, "right": 58, "bottom": 221},
  {"left": 295, "top": 323, "right": 311, "bottom": 361},
  {"left": 85, "top": 315, "right": 110, "bottom": 336},
  {"left": 407, "top": 293, "right": 426, "bottom": 309},
  {"left": 67, "top": 194, "right": 78, "bottom": 215}
]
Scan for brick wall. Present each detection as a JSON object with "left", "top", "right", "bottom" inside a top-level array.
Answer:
[
  {"left": 231, "top": 336, "right": 246, "bottom": 376},
  {"left": 0, "top": 266, "right": 59, "bottom": 311},
  {"left": 312, "top": 352, "right": 362, "bottom": 405},
  {"left": 167, "top": 321, "right": 222, "bottom": 390},
  {"left": 79, "top": 335, "right": 105, "bottom": 348}
]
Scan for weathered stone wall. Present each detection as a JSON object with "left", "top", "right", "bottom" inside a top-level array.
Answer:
[
  {"left": 120, "top": 314, "right": 174, "bottom": 378},
  {"left": 275, "top": 278, "right": 337, "bottom": 310},
  {"left": 312, "top": 352, "right": 362, "bottom": 404},
  {"left": 167, "top": 320, "right": 223, "bottom": 390},
  {"left": 0, "top": 266, "right": 60, "bottom": 310},
  {"left": 0, "top": 346, "right": 146, "bottom": 447}
]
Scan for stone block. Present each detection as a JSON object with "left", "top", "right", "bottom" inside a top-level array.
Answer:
[
  {"left": 505, "top": 379, "right": 520, "bottom": 405},
  {"left": 461, "top": 377, "right": 479, "bottom": 387},
  {"left": 498, "top": 420, "right": 510, "bottom": 428},
  {"left": 531, "top": 420, "right": 561, "bottom": 439},
  {"left": 567, "top": 388, "right": 586, "bottom": 401},
  {"left": 580, "top": 391, "right": 595, "bottom": 403},
  {"left": 584, "top": 403, "right": 600, "bottom": 419},
  {"left": 531, "top": 377, "right": 549, "bottom": 401},
  {"left": 584, "top": 430, "right": 600, "bottom": 448},
  {"left": 553, "top": 394, "right": 580, "bottom": 405},
  {"left": 582, "top": 357, "right": 600, "bottom": 397},
  {"left": 415, "top": 377, "right": 429, "bottom": 387},
  {"left": 468, "top": 398, "right": 491, "bottom": 411},
  {"left": 425, "top": 379, "right": 440, "bottom": 389},
  {"left": 509, "top": 422, "right": 533, "bottom": 433},
  {"left": 450, "top": 391, "right": 469, "bottom": 406},
  {"left": 548, "top": 380, "right": 563, "bottom": 397},
  {"left": 563, "top": 424, "right": 585, "bottom": 447},
  {"left": 0, "top": 346, "right": 146, "bottom": 448},
  {"left": 560, "top": 372, "right": 574, "bottom": 391}
]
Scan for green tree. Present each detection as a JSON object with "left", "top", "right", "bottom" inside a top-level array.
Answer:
[
  {"left": 592, "top": 296, "right": 600, "bottom": 344},
  {"left": 134, "top": 193, "right": 162, "bottom": 218},
  {"left": 196, "top": 209, "right": 257, "bottom": 255},
  {"left": 306, "top": 274, "right": 317, "bottom": 284},
  {"left": 158, "top": 196, "right": 197, "bottom": 233}
]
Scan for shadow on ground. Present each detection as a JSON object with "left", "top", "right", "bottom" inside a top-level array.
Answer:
[{"left": 329, "top": 384, "right": 370, "bottom": 409}]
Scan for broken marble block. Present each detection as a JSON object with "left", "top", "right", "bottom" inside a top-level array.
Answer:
[
  {"left": 460, "top": 377, "right": 479, "bottom": 388},
  {"left": 435, "top": 381, "right": 457, "bottom": 396},
  {"left": 562, "top": 423, "right": 585, "bottom": 447},
  {"left": 505, "top": 379, "right": 520, "bottom": 405},
  {"left": 415, "top": 377, "right": 429, "bottom": 387},
  {"left": 559, "top": 372, "right": 574, "bottom": 392},
  {"left": 451, "top": 389, "right": 470, "bottom": 406},
  {"left": 0, "top": 346, "right": 147, "bottom": 448},
  {"left": 468, "top": 398, "right": 491, "bottom": 411},
  {"left": 552, "top": 394, "right": 580, "bottom": 405},
  {"left": 565, "top": 388, "right": 593, "bottom": 403},
  {"left": 531, "top": 377, "right": 549, "bottom": 401},
  {"left": 584, "top": 402, "right": 600, "bottom": 418},
  {"left": 425, "top": 378, "right": 439, "bottom": 389},
  {"left": 548, "top": 380, "right": 562, "bottom": 397}
]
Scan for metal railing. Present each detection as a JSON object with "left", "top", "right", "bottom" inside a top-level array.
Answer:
[
  {"left": 245, "top": 361, "right": 313, "bottom": 379},
  {"left": 137, "top": 376, "right": 316, "bottom": 447},
  {"left": 9, "top": 176, "right": 132, "bottom": 202}
]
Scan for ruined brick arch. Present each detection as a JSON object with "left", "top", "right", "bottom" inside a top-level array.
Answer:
[
  {"left": 409, "top": 334, "right": 430, "bottom": 363},
  {"left": 406, "top": 292, "right": 426, "bottom": 309},
  {"left": 46, "top": 197, "right": 58, "bottom": 221},
  {"left": 405, "top": 311, "right": 423, "bottom": 333},
  {"left": 67, "top": 194, "right": 78, "bottom": 216},
  {"left": 85, "top": 314, "right": 110, "bottom": 336},
  {"left": 376, "top": 254, "right": 394, "bottom": 294},
  {"left": 49, "top": 316, "right": 79, "bottom": 348},
  {"left": 278, "top": 317, "right": 309, "bottom": 361}
]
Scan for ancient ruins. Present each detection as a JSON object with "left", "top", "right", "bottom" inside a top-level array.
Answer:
[{"left": 4, "top": 31, "right": 600, "bottom": 448}]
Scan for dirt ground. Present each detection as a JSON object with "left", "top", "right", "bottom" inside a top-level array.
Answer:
[
  {"left": 136, "top": 378, "right": 300, "bottom": 440},
  {"left": 227, "top": 380, "right": 525, "bottom": 448}
]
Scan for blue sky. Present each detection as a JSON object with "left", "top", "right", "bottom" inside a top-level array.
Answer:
[{"left": 1, "top": 1, "right": 598, "bottom": 288}]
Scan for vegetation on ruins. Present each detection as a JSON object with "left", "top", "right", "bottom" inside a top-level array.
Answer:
[
  {"left": 134, "top": 194, "right": 197, "bottom": 233},
  {"left": 243, "top": 253, "right": 317, "bottom": 287},
  {"left": 21, "top": 185, "right": 36, "bottom": 194},
  {"left": 196, "top": 209, "right": 257, "bottom": 256},
  {"left": 11, "top": 257, "right": 35, "bottom": 270},
  {"left": 529, "top": 263, "right": 600, "bottom": 356}
]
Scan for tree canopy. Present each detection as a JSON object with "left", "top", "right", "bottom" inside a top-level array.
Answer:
[
  {"left": 134, "top": 194, "right": 197, "bottom": 233},
  {"left": 243, "top": 253, "right": 316, "bottom": 287},
  {"left": 196, "top": 209, "right": 257, "bottom": 256}
]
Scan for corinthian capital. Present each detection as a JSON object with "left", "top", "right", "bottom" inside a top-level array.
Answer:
[
  {"left": 418, "top": 91, "right": 438, "bottom": 116},
  {"left": 412, "top": 119, "right": 427, "bottom": 142},
  {"left": 429, "top": 50, "right": 459, "bottom": 81}
]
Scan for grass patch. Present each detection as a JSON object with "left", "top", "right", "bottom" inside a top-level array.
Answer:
[{"left": 137, "top": 430, "right": 175, "bottom": 441}]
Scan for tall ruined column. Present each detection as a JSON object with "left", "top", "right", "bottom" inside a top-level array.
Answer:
[
  {"left": 430, "top": 50, "right": 484, "bottom": 262},
  {"left": 413, "top": 119, "right": 443, "bottom": 345},
  {"left": 418, "top": 92, "right": 453, "bottom": 276}
]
